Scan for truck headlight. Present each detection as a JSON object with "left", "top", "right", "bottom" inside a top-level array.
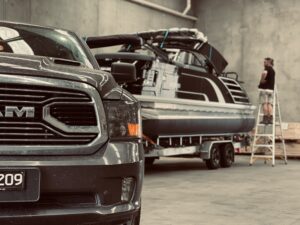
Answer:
[{"left": 103, "top": 101, "right": 142, "bottom": 139}]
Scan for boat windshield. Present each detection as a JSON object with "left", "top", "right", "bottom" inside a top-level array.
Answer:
[
  {"left": 0, "top": 23, "right": 93, "bottom": 68},
  {"left": 170, "top": 49, "right": 209, "bottom": 72}
]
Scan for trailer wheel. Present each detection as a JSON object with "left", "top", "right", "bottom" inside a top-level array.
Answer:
[
  {"left": 220, "top": 143, "right": 234, "bottom": 168},
  {"left": 145, "top": 157, "right": 156, "bottom": 166},
  {"left": 205, "top": 144, "right": 220, "bottom": 170}
]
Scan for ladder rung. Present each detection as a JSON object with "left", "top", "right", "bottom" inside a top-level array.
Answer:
[
  {"left": 257, "top": 124, "right": 282, "bottom": 126},
  {"left": 255, "top": 134, "right": 273, "bottom": 137},
  {"left": 252, "top": 155, "right": 273, "bottom": 159},
  {"left": 253, "top": 144, "right": 273, "bottom": 147},
  {"left": 257, "top": 124, "right": 273, "bottom": 127}
]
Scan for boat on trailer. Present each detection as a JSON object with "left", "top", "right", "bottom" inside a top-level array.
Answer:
[{"left": 86, "top": 28, "right": 256, "bottom": 142}]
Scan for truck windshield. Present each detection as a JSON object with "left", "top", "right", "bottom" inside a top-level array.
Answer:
[{"left": 0, "top": 23, "right": 93, "bottom": 68}]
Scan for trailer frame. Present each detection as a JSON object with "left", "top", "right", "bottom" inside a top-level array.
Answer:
[{"left": 144, "top": 133, "right": 249, "bottom": 169}]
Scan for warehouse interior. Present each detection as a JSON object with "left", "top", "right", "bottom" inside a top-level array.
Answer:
[
  {"left": 0, "top": 0, "right": 300, "bottom": 225},
  {"left": 1, "top": 0, "right": 299, "bottom": 121}
]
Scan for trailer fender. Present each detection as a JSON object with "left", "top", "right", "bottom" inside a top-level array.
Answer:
[{"left": 200, "top": 140, "right": 232, "bottom": 160}]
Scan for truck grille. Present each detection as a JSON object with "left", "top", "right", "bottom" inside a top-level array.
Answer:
[
  {"left": 0, "top": 83, "right": 91, "bottom": 103},
  {"left": 0, "top": 122, "right": 96, "bottom": 145},
  {"left": 0, "top": 75, "right": 106, "bottom": 155},
  {"left": 0, "top": 84, "right": 97, "bottom": 145}
]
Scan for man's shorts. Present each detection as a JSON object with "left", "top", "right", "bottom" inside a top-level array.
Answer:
[{"left": 259, "top": 89, "right": 274, "bottom": 104}]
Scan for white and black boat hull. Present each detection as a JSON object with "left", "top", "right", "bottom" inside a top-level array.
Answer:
[{"left": 135, "top": 95, "right": 256, "bottom": 137}]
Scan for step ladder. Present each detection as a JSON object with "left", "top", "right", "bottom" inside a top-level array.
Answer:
[{"left": 250, "top": 86, "right": 287, "bottom": 166}]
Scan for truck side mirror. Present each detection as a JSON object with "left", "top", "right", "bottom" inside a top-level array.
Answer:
[{"left": 111, "top": 62, "right": 136, "bottom": 84}]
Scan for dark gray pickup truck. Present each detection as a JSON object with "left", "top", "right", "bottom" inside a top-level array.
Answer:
[{"left": 0, "top": 21, "right": 143, "bottom": 225}]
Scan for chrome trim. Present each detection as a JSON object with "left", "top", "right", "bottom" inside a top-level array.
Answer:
[
  {"left": 0, "top": 203, "right": 139, "bottom": 218},
  {"left": 0, "top": 142, "right": 142, "bottom": 166},
  {"left": 0, "top": 93, "right": 45, "bottom": 98},
  {"left": 1, "top": 106, "right": 35, "bottom": 118},
  {"left": 141, "top": 114, "right": 255, "bottom": 120},
  {"left": 175, "top": 90, "right": 208, "bottom": 101},
  {"left": 0, "top": 86, "right": 87, "bottom": 96},
  {"left": 2, "top": 133, "right": 54, "bottom": 136},
  {"left": 0, "top": 127, "right": 43, "bottom": 130},
  {"left": 146, "top": 146, "right": 199, "bottom": 157},
  {"left": 135, "top": 95, "right": 256, "bottom": 113},
  {"left": 0, "top": 74, "right": 108, "bottom": 155},
  {"left": 0, "top": 97, "right": 90, "bottom": 104}
]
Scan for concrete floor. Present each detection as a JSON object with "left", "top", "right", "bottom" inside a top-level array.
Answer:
[{"left": 141, "top": 156, "right": 300, "bottom": 225}]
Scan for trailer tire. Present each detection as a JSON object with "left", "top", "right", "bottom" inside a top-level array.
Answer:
[
  {"left": 220, "top": 143, "right": 234, "bottom": 168},
  {"left": 205, "top": 144, "right": 221, "bottom": 170}
]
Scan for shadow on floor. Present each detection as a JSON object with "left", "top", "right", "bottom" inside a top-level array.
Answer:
[
  {"left": 144, "top": 158, "right": 208, "bottom": 175},
  {"left": 144, "top": 155, "right": 259, "bottom": 175}
]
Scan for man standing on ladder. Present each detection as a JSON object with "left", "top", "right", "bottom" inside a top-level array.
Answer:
[
  {"left": 258, "top": 57, "right": 275, "bottom": 124},
  {"left": 250, "top": 57, "right": 287, "bottom": 166}
]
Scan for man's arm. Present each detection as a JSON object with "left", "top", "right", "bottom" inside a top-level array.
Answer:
[{"left": 260, "top": 70, "right": 268, "bottom": 84}]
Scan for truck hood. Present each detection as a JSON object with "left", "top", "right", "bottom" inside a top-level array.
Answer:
[{"left": 0, "top": 53, "right": 126, "bottom": 99}]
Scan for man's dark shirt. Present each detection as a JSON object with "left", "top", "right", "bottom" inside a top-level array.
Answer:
[{"left": 258, "top": 66, "right": 275, "bottom": 90}]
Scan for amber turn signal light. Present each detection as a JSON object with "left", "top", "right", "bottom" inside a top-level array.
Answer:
[{"left": 127, "top": 123, "right": 140, "bottom": 137}]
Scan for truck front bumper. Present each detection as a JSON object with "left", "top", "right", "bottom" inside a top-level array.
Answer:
[
  {"left": 0, "top": 202, "right": 141, "bottom": 225},
  {"left": 0, "top": 141, "right": 144, "bottom": 225}
]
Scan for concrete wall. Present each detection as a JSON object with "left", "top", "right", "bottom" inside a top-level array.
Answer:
[
  {"left": 195, "top": 0, "right": 300, "bottom": 122},
  {"left": 0, "top": 0, "right": 195, "bottom": 36},
  {"left": 0, "top": 0, "right": 31, "bottom": 21}
]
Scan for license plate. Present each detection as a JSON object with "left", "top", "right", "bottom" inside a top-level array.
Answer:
[
  {"left": 0, "top": 170, "right": 25, "bottom": 191},
  {"left": 0, "top": 168, "right": 40, "bottom": 202}
]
